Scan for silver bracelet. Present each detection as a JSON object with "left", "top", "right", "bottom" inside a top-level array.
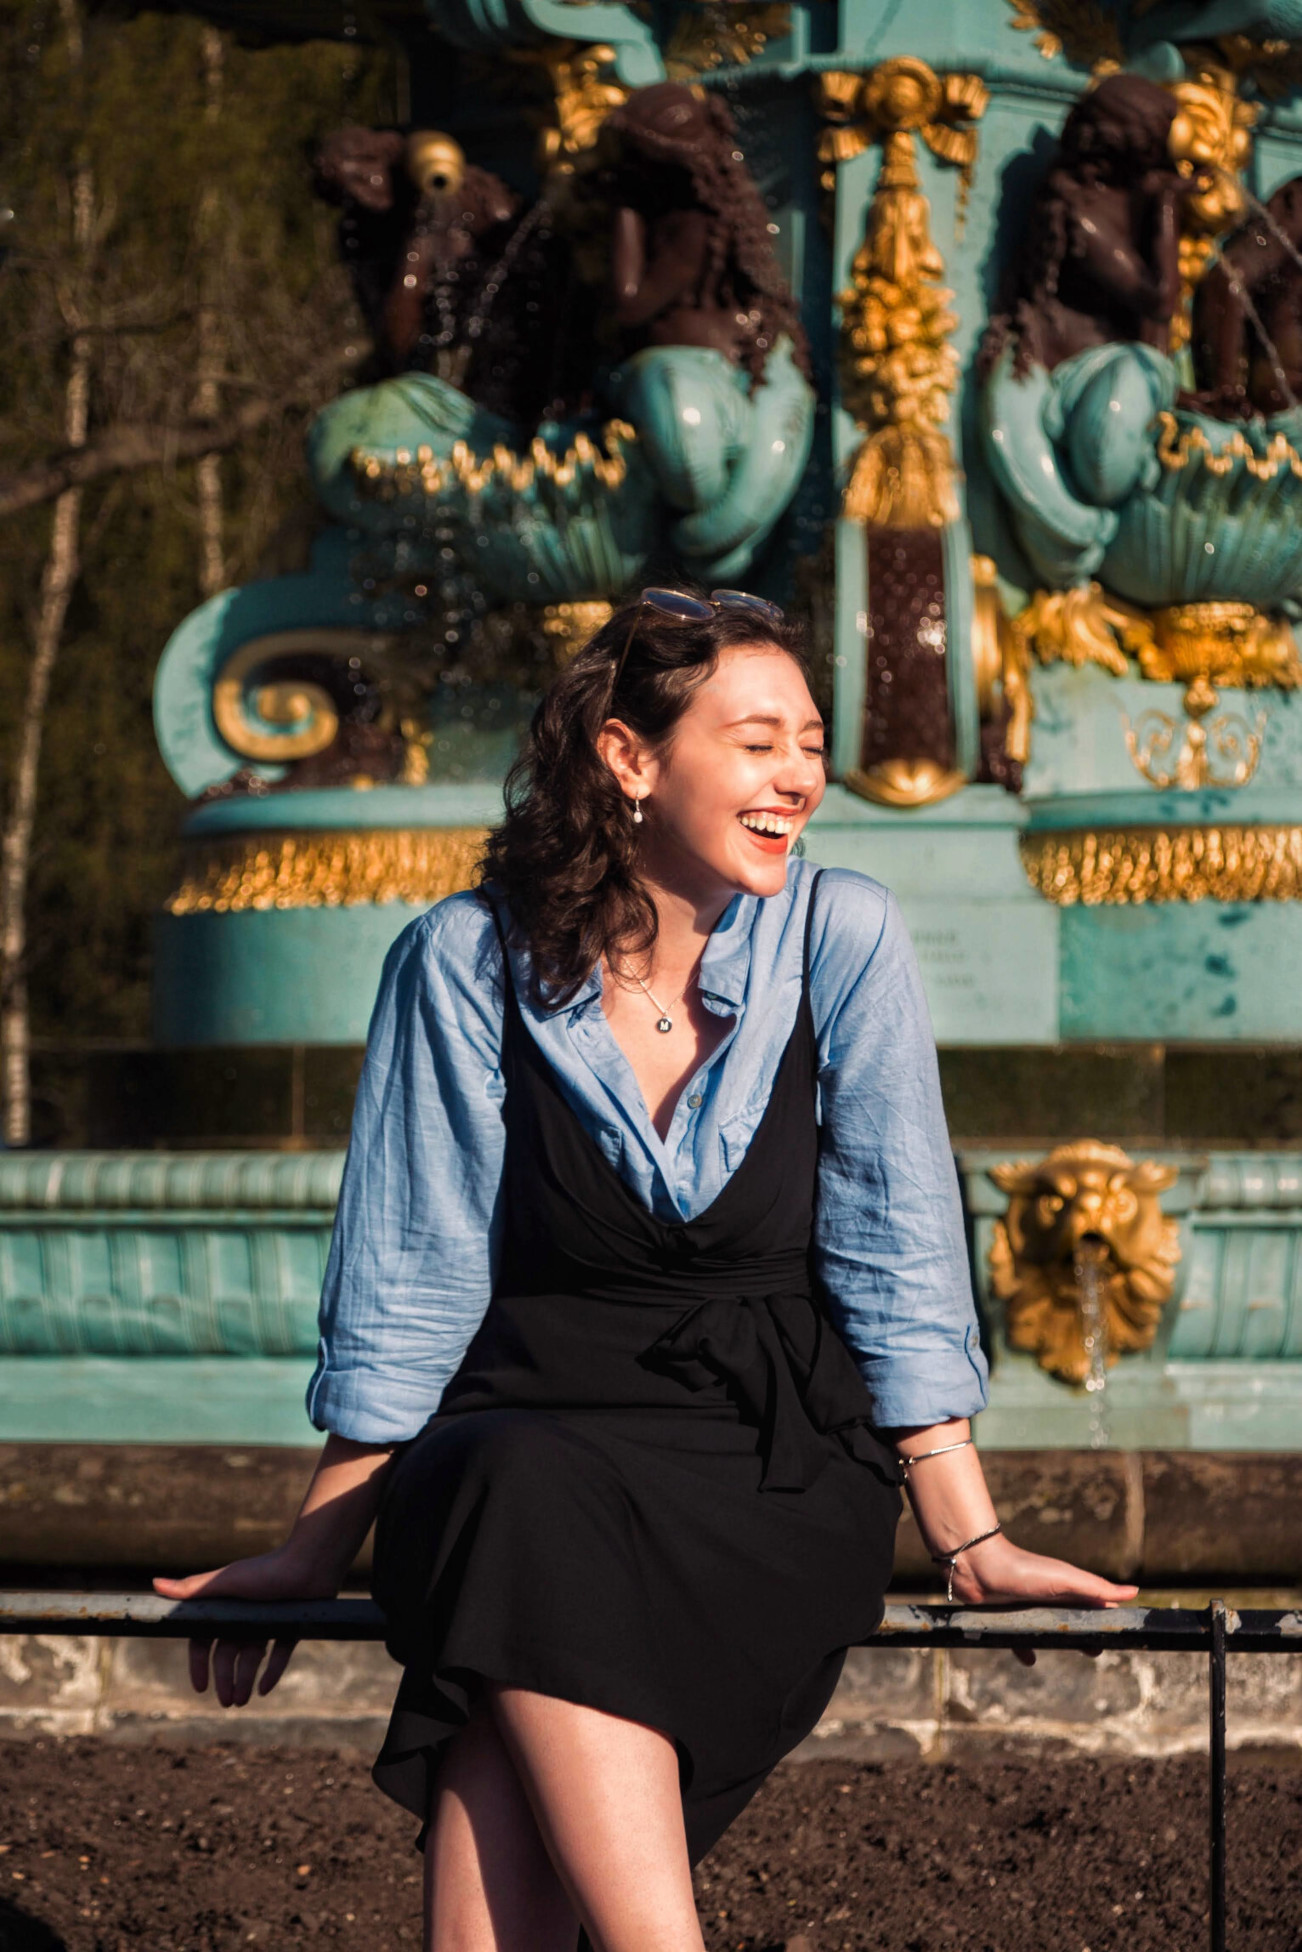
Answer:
[
  {"left": 931, "top": 1522, "right": 1004, "bottom": 1603},
  {"left": 898, "top": 1437, "right": 973, "bottom": 1474}
]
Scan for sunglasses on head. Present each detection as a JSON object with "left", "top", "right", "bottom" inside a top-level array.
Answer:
[{"left": 610, "top": 586, "right": 785, "bottom": 693}]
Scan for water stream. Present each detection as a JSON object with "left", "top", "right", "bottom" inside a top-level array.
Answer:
[{"left": 1073, "top": 1238, "right": 1111, "bottom": 1451}]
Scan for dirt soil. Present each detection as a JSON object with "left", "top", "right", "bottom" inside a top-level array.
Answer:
[{"left": 0, "top": 1740, "right": 1300, "bottom": 1952}]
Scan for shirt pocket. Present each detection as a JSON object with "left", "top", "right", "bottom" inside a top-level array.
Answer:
[{"left": 719, "top": 1103, "right": 765, "bottom": 1176}]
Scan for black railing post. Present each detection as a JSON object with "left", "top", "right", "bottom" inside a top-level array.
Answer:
[{"left": 1209, "top": 1597, "right": 1227, "bottom": 1952}]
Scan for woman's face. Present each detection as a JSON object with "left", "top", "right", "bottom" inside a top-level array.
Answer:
[{"left": 604, "top": 644, "right": 827, "bottom": 907}]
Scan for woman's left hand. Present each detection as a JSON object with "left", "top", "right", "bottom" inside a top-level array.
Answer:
[{"left": 948, "top": 1531, "right": 1139, "bottom": 1667}]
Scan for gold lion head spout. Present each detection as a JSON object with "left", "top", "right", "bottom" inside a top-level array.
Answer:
[{"left": 988, "top": 1142, "right": 1181, "bottom": 1387}]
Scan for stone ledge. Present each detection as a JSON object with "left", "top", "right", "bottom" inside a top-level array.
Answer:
[{"left": 3, "top": 1446, "right": 1299, "bottom": 1583}]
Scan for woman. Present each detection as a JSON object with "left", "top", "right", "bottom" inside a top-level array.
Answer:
[{"left": 156, "top": 591, "right": 1136, "bottom": 1952}]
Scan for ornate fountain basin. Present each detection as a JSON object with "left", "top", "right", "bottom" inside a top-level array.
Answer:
[{"left": 982, "top": 345, "right": 1302, "bottom": 612}]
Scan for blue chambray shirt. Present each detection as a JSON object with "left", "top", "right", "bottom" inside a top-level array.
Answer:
[{"left": 306, "top": 857, "right": 989, "bottom": 1444}]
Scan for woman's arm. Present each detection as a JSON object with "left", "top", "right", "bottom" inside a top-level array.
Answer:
[
  {"left": 154, "top": 896, "right": 510, "bottom": 1704},
  {"left": 887, "top": 1418, "right": 1137, "bottom": 1629},
  {"left": 152, "top": 1435, "right": 397, "bottom": 1706},
  {"left": 811, "top": 876, "right": 1137, "bottom": 1627}
]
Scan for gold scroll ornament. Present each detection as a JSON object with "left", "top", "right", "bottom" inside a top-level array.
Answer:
[
  {"left": 212, "top": 629, "right": 432, "bottom": 786},
  {"left": 818, "top": 58, "right": 987, "bottom": 531},
  {"left": 989, "top": 1143, "right": 1180, "bottom": 1386},
  {"left": 1013, "top": 584, "right": 1301, "bottom": 793},
  {"left": 167, "top": 828, "right": 489, "bottom": 914}
]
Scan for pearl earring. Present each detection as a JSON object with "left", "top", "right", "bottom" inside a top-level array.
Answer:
[{"left": 631, "top": 796, "right": 644, "bottom": 825}]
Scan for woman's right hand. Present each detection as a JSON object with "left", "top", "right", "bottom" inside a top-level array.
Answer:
[
  {"left": 152, "top": 1432, "right": 398, "bottom": 1706},
  {"left": 152, "top": 1545, "right": 339, "bottom": 1707}
]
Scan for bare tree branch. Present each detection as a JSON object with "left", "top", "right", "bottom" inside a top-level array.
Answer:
[{"left": 0, "top": 342, "right": 364, "bottom": 520}]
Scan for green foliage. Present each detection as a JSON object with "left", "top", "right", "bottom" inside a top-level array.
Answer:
[{"left": 0, "top": 4, "right": 393, "bottom": 1037}]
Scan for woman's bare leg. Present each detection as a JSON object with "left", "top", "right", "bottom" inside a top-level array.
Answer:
[
  {"left": 487, "top": 1685, "right": 706, "bottom": 1952},
  {"left": 424, "top": 1696, "right": 580, "bottom": 1952}
]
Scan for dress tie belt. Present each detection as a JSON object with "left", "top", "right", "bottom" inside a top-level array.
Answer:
[{"left": 635, "top": 1289, "right": 904, "bottom": 1494}]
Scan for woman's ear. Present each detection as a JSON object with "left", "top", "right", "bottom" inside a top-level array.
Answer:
[{"left": 595, "top": 717, "right": 655, "bottom": 801}]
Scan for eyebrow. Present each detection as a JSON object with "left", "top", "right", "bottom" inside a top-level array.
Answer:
[{"left": 724, "top": 714, "right": 825, "bottom": 732}]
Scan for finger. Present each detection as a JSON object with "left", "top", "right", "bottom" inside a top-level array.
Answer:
[
  {"left": 153, "top": 1567, "right": 230, "bottom": 1600},
  {"left": 258, "top": 1639, "right": 298, "bottom": 1697},
  {"left": 212, "top": 1639, "right": 243, "bottom": 1708},
  {"left": 231, "top": 1642, "right": 266, "bottom": 1708},
  {"left": 188, "top": 1637, "right": 213, "bottom": 1696},
  {"left": 1077, "top": 1581, "right": 1140, "bottom": 1608}
]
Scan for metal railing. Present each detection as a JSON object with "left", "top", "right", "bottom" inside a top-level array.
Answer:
[{"left": 3, "top": 1594, "right": 1299, "bottom": 1952}]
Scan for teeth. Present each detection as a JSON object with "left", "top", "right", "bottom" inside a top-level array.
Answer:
[{"left": 739, "top": 811, "right": 795, "bottom": 836}]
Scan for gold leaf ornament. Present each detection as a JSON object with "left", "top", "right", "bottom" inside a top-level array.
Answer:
[{"left": 819, "top": 59, "right": 987, "bottom": 530}]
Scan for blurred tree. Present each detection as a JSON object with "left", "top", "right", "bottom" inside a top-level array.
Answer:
[{"left": 0, "top": 2, "right": 394, "bottom": 1126}]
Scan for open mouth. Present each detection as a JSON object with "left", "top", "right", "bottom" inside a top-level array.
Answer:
[{"left": 738, "top": 810, "right": 798, "bottom": 850}]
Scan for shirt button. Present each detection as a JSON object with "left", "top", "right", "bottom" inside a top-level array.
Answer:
[{"left": 687, "top": 1093, "right": 703, "bottom": 1109}]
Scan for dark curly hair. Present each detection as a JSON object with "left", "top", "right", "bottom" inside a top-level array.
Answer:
[{"left": 478, "top": 594, "right": 811, "bottom": 1006}]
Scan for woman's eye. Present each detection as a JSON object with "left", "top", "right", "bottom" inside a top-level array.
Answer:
[{"left": 744, "top": 743, "right": 774, "bottom": 753}]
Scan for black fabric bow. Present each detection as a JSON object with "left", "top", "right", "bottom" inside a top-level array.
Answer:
[{"left": 637, "top": 1290, "right": 903, "bottom": 1493}]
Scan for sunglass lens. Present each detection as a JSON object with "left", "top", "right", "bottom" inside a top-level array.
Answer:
[
  {"left": 642, "top": 588, "right": 715, "bottom": 623},
  {"left": 710, "top": 589, "right": 784, "bottom": 624}
]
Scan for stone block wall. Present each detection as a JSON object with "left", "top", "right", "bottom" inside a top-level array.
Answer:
[{"left": 1, "top": 1613, "right": 1298, "bottom": 1763}]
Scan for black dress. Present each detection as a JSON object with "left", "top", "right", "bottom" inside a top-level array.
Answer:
[{"left": 370, "top": 871, "right": 903, "bottom": 1864}]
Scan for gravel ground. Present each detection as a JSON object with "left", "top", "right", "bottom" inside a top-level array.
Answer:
[{"left": 0, "top": 1739, "right": 1300, "bottom": 1951}]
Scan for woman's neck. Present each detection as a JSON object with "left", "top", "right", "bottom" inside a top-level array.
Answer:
[{"left": 617, "top": 859, "right": 736, "bottom": 984}]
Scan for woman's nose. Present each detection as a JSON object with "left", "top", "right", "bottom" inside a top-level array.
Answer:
[{"left": 775, "top": 749, "right": 823, "bottom": 799}]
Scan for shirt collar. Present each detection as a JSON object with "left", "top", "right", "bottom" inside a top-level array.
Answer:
[
  {"left": 696, "top": 891, "right": 754, "bottom": 1012},
  {"left": 515, "top": 887, "right": 766, "bottom": 1020}
]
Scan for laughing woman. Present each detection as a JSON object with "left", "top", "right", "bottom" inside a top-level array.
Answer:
[{"left": 155, "top": 591, "right": 1136, "bottom": 1952}]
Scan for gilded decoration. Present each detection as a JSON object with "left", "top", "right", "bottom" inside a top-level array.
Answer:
[
  {"left": 530, "top": 42, "right": 629, "bottom": 174},
  {"left": 1020, "top": 824, "right": 1302, "bottom": 904},
  {"left": 1004, "top": 0, "right": 1121, "bottom": 69},
  {"left": 1156, "top": 412, "right": 1302, "bottom": 483},
  {"left": 212, "top": 628, "right": 432, "bottom": 785},
  {"left": 214, "top": 636, "right": 344, "bottom": 765},
  {"left": 845, "top": 756, "right": 967, "bottom": 808},
  {"left": 542, "top": 600, "right": 614, "bottom": 661},
  {"left": 530, "top": 13, "right": 792, "bottom": 178},
  {"left": 664, "top": 4, "right": 791, "bottom": 79},
  {"left": 1011, "top": 584, "right": 1133, "bottom": 681},
  {"left": 166, "top": 828, "right": 489, "bottom": 915},
  {"left": 973, "top": 554, "right": 1032, "bottom": 767},
  {"left": 989, "top": 1143, "right": 1180, "bottom": 1387},
  {"left": 1122, "top": 687, "right": 1268, "bottom": 790},
  {"left": 348, "top": 422, "right": 637, "bottom": 502},
  {"left": 819, "top": 59, "right": 988, "bottom": 530},
  {"left": 1014, "top": 583, "right": 1301, "bottom": 791},
  {"left": 1166, "top": 61, "right": 1256, "bottom": 350}
]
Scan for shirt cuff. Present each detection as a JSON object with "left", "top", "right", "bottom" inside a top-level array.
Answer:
[
  {"left": 853, "top": 1332, "right": 990, "bottom": 1430},
  {"left": 305, "top": 1358, "right": 453, "bottom": 1446}
]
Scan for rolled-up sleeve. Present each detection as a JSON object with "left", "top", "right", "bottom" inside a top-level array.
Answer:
[
  {"left": 811, "top": 875, "right": 988, "bottom": 1428},
  {"left": 305, "top": 895, "right": 506, "bottom": 1444}
]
